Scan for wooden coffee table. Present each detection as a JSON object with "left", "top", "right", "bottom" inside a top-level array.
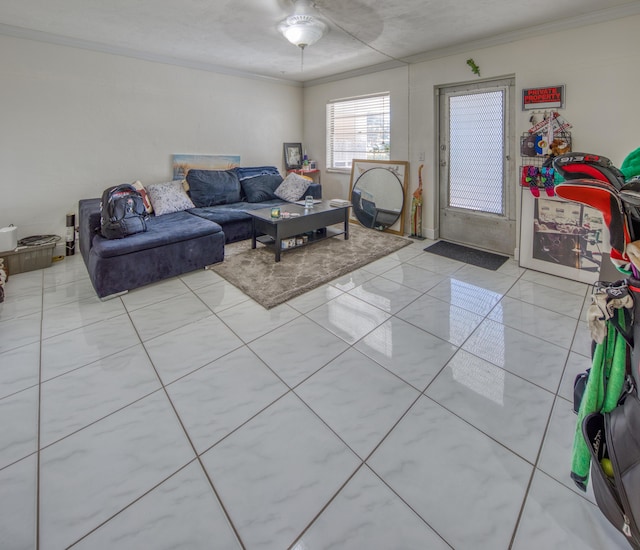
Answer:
[{"left": 247, "top": 201, "right": 350, "bottom": 262}]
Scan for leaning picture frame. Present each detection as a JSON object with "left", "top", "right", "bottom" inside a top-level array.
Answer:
[
  {"left": 283, "top": 143, "right": 303, "bottom": 170},
  {"left": 349, "top": 159, "right": 409, "bottom": 236},
  {"left": 519, "top": 190, "right": 607, "bottom": 284}
]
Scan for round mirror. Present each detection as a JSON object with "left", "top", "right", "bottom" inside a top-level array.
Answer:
[{"left": 351, "top": 167, "right": 405, "bottom": 231}]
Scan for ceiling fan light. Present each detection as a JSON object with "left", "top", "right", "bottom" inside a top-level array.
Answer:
[
  {"left": 278, "top": 0, "right": 327, "bottom": 48},
  {"left": 281, "top": 21, "right": 326, "bottom": 48}
]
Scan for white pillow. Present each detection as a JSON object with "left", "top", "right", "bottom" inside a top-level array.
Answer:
[
  {"left": 146, "top": 180, "right": 195, "bottom": 216},
  {"left": 274, "top": 172, "right": 311, "bottom": 202},
  {"left": 131, "top": 180, "right": 153, "bottom": 214}
]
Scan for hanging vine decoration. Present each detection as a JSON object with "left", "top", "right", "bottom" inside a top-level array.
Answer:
[{"left": 466, "top": 58, "right": 480, "bottom": 77}]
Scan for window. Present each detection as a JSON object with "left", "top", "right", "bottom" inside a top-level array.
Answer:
[{"left": 326, "top": 92, "right": 390, "bottom": 171}]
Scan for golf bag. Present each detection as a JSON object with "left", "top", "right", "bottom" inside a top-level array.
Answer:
[
  {"left": 561, "top": 153, "right": 640, "bottom": 547},
  {"left": 583, "top": 388, "right": 640, "bottom": 548},
  {"left": 554, "top": 152, "right": 626, "bottom": 190}
]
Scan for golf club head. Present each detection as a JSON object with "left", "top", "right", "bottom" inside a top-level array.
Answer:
[
  {"left": 553, "top": 152, "right": 626, "bottom": 190},
  {"left": 619, "top": 177, "right": 640, "bottom": 237},
  {"left": 554, "top": 178, "right": 632, "bottom": 256},
  {"left": 620, "top": 177, "right": 640, "bottom": 207}
]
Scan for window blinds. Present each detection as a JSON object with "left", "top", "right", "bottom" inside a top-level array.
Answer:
[{"left": 326, "top": 92, "right": 390, "bottom": 170}]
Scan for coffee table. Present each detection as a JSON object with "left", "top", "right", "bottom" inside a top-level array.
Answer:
[{"left": 247, "top": 201, "right": 350, "bottom": 262}]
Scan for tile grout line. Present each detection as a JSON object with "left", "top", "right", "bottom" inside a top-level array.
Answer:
[
  {"left": 36, "top": 269, "right": 44, "bottom": 550},
  {"left": 509, "top": 294, "right": 590, "bottom": 549},
  {"left": 507, "top": 278, "right": 588, "bottom": 548},
  {"left": 66, "top": 460, "right": 199, "bottom": 548},
  {"left": 128, "top": 285, "right": 249, "bottom": 550}
]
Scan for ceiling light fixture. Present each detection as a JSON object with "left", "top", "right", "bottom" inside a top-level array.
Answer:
[{"left": 278, "top": 0, "right": 328, "bottom": 70}]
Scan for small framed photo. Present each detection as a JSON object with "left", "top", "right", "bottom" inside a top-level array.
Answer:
[{"left": 284, "top": 143, "right": 303, "bottom": 170}]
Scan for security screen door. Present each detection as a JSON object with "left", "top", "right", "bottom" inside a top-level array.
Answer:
[{"left": 438, "top": 78, "right": 516, "bottom": 256}]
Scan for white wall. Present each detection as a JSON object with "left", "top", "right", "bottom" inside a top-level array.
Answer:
[
  {"left": 304, "top": 15, "right": 640, "bottom": 247},
  {"left": 0, "top": 35, "right": 303, "bottom": 246}
]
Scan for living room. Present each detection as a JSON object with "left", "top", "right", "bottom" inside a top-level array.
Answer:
[
  {"left": 2, "top": 8, "right": 638, "bottom": 242},
  {"left": 2, "top": 2, "right": 640, "bottom": 549}
]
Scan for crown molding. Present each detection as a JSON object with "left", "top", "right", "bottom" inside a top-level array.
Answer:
[
  {"left": 0, "top": 23, "right": 302, "bottom": 87},
  {"left": 401, "top": 2, "right": 640, "bottom": 65},
  {"left": 303, "top": 59, "right": 408, "bottom": 87},
  {"left": 304, "top": 2, "right": 640, "bottom": 86}
]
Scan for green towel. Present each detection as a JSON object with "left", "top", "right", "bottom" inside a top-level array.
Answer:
[
  {"left": 621, "top": 147, "right": 640, "bottom": 179},
  {"left": 571, "top": 309, "right": 628, "bottom": 490}
]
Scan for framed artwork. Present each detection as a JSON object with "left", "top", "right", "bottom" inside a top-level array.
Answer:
[
  {"left": 519, "top": 191, "right": 606, "bottom": 284},
  {"left": 283, "top": 143, "right": 303, "bottom": 170},
  {"left": 349, "top": 159, "right": 409, "bottom": 236},
  {"left": 172, "top": 154, "right": 241, "bottom": 180}
]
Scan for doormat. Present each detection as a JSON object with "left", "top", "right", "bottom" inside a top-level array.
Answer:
[{"left": 424, "top": 241, "right": 509, "bottom": 271}]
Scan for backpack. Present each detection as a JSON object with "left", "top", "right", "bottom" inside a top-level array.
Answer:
[{"left": 100, "top": 184, "right": 148, "bottom": 239}]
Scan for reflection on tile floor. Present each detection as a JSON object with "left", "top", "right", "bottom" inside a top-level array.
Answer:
[{"left": 0, "top": 244, "right": 630, "bottom": 549}]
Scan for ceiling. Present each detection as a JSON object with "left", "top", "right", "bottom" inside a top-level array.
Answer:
[{"left": 1, "top": 0, "right": 639, "bottom": 85}]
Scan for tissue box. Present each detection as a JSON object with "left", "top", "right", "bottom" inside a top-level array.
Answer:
[{"left": 0, "top": 226, "right": 17, "bottom": 252}]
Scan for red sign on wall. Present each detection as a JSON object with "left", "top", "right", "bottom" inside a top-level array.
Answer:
[{"left": 522, "top": 85, "right": 565, "bottom": 110}]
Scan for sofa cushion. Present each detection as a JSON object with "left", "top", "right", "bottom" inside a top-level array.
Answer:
[
  {"left": 188, "top": 199, "right": 281, "bottom": 224},
  {"left": 146, "top": 180, "right": 195, "bottom": 216},
  {"left": 91, "top": 210, "right": 222, "bottom": 259},
  {"left": 235, "top": 166, "right": 280, "bottom": 181},
  {"left": 240, "top": 174, "right": 284, "bottom": 203},
  {"left": 186, "top": 169, "right": 241, "bottom": 207},
  {"left": 274, "top": 172, "right": 311, "bottom": 202}
]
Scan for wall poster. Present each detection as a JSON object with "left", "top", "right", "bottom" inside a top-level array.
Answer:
[
  {"left": 522, "top": 85, "right": 565, "bottom": 110},
  {"left": 519, "top": 191, "right": 607, "bottom": 284},
  {"left": 172, "top": 154, "right": 241, "bottom": 180}
]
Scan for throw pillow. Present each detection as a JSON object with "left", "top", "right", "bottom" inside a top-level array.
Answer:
[
  {"left": 146, "top": 180, "right": 195, "bottom": 216},
  {"left": 274, "top": 172, "right": 310, "bottom": 202},
  {"left": 131, "top": 180, "right": 153, "bottom": 214},
  {"left": 186, "top": 169, "right": 241, "bottom": 207},
  {"left": 235, "top": 166, "right": 280, "bottom": 181},
  {"left": 241, "top": 174, "right": 284, "bottom": 203}
]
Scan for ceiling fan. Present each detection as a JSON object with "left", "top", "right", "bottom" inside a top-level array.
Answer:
[{"left": 278, "top": 0, "right": 328, "bottom": 69}]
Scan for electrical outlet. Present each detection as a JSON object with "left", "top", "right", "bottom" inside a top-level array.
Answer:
[{"left": 419, "top": 151, "right": 425, "bottom": 161}]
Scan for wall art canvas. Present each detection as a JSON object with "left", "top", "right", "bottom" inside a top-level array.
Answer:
[
  {"left": 519, "top": 192, "right": 606, "bottom": 284},
  {"left": 172, "top": 154, "right": 241, "bottom": 180}
]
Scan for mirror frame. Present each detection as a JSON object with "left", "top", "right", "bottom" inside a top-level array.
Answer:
[{"left": 349, "top": 159, "right": 409, "bottom": 236}]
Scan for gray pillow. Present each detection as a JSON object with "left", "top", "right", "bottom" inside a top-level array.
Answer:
[
  {"left": 274, "top": 173, "right": 311, "bottom": 202},
  {"left": 146, "top": 180, "right": 194, "bottom": 216}
]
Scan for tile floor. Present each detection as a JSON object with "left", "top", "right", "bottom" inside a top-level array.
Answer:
[{"left": 0, "top": 241, "right": 631, "bottom": 549}]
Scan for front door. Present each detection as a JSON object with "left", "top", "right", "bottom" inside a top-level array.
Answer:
[{"left": 438, "top": 78, "right": 516, "bottom": 256}]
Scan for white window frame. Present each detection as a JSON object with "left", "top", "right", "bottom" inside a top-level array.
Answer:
[{"left": 326, "top": 92, "right": 390, "bottom": 172}]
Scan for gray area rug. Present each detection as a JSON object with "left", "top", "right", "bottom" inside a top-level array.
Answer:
[{"left": 210, "top": 224, "right": 411, "bottom": 309}]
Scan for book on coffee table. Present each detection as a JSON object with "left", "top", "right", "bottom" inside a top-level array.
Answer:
[
  {"left": 329, "top": 199, "right": 351, "bottom": 207},
  {"left": 294, "top": 199, "right": 322, "bottom": 205}
]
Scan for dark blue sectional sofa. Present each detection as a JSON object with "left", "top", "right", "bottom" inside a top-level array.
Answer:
[{"left": 79, "top": 167, "right": 321, "bottom": 298}]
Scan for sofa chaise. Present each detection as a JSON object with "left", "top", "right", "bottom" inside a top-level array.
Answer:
[{"left": 79, "top": 167, "right": 321, "bottom": 298}]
